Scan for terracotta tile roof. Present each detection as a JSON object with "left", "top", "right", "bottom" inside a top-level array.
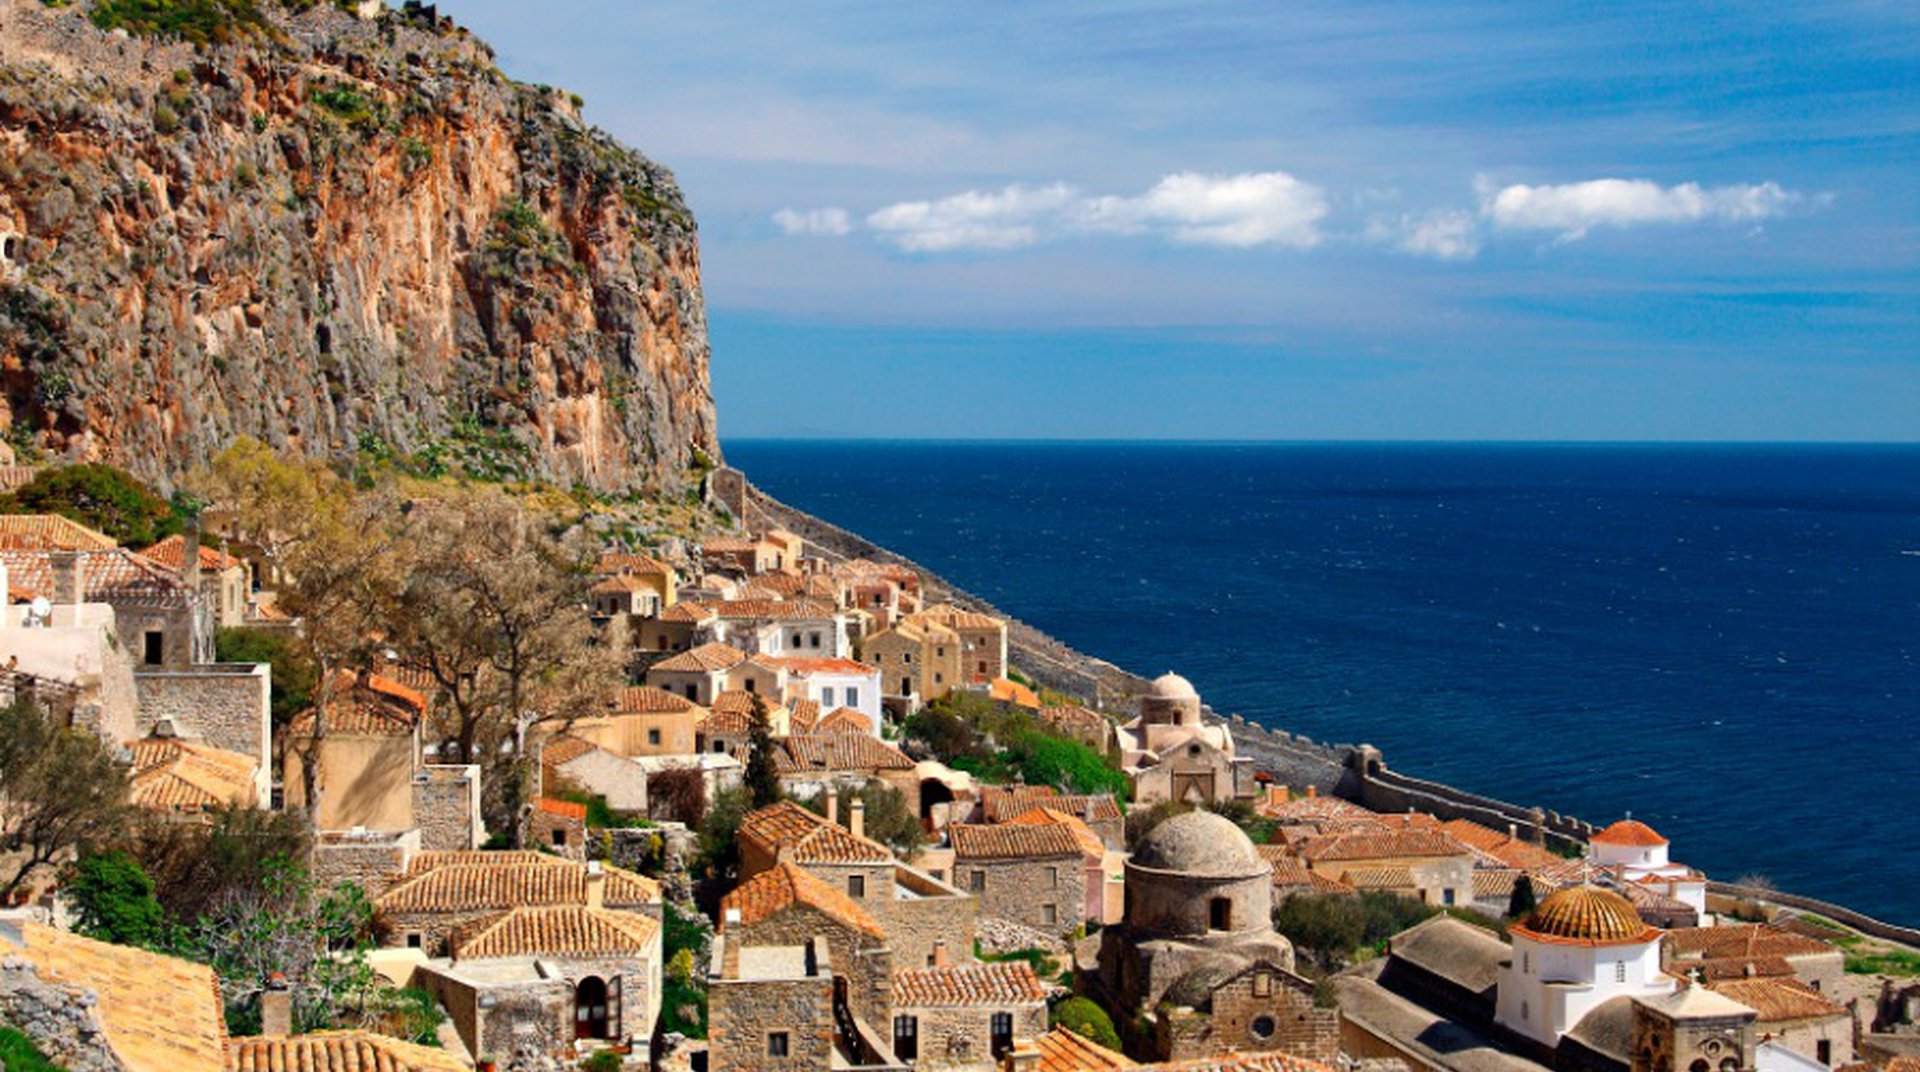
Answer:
[
  {"left": 1297, "top": 830, "right": 1472, "bottom": 863},
  {"left": 1471, "top": 869, "right": 1526, "bottom": 900},
  {"left": 743, "top": 572, "right": 805, "bottom": 596},
  {"left": 891, "top": 961, "right": 1047, "bottom": 1008},
  {"left": 590, "top": 574, "right": 656, "bottom": 595},
  {"left": 610, "top": 685, "right": 698, "bottom": 715},
  {"left": 950, "top": 822, "right": 1085, "bottom": 861},
  {"left": 1131, "top": 1055, "right": 1337, "bottom": 1072},
  {"left": 1440, "top": 819, "right": 1564, "bottom": 870},
  {"left": 657, "top": 602, "right": 716, "bottom": 623},
  {"left": 0, "top": 548, "right": 194, "bottom": 608},
  {"left": 533, "top": 797, "right": 588, "bottom": 820},
  {"left": 775, "top": 732, "right": 914, "bottom": 774},
  {"left": 1257, "top": 847, "right": 1359, "bottom": 895},
  {"left": 1694, "top": 956, "right": 1795, "bottom": 982},
  {"left": 701, "top": 537, "right": 762, "bottom": 554},
  {"left": 1592, "top": 819, "right": 1669, "bottom": 847},
  {"left": 376, "top": 861, "right": 659, "bottom": 913},
  {"left": 0, "top": 514, "right": 118, "bottom": 550},
  {"left": 540, "top": 733, "right": 600, "bottom": 768},
  {"left": 765, "top": 656, "right": 874, "bottom": 676},
  {"left": 650, "top": 642, "right": 747, "bottom": 673},
  {"left": 402, "top": 850, "right": 565, "bottom": 876},
  {"left": 817, "top": 706, "right": 874, "bottom": 734},
  {"left": 720, "top": 860, "right": 884, "bottom": 938},
  {"left": 595, "top": 551, "right": 671, "bottom": 576},
  {"left": 990, "top": 677, "right": 1041, "bottom": 708},
  {"left": 0, "top": 467, "right": 39, "bottom": 493},
  {"left": 450, "top": 904, "right": 660, "bottom": 960},
  {"left": 1345, "top": 865, "right": 1417, "bottom": 890},
  {"left": 290, "top": 672, "right": 425, "bottom": 736},
  {"left": 128, "top": 737, "right": 258, "bottom": 812},
  {"left": 10, "top": 921, "right": 227, "bottom": 1072},
  {"left": 980, "top": 785, "right": 1062, "bottom": 823},
  {"left": 738, "top": 801, "right": 893, "bottom": 864},
  {"left": 139, "top": 534, "right": 244, "bottom": 572},
  {"left": 1327, "top": 813, "right": 1444, "bottom": 834},
  {"left": 1255, "top": 794, "right": 1373, "bottom": 823},
  {"left": 711, "top": 598, "right": 836, "bottom": 620},
  {"left": 1708, "top": 977, "right": 1847, "bottom": 1022},
  {"left": 1019, "top": 1026, "right": 1138, "bottom": 1072},
  {"left": 788, "top": 698, "right": 821, "bottom": 733},
  {"left": 1007, "top": 807, "right": 1105, "bottom": 858},
  {"left": 701, "top": 707, "right": 754, "bottom": 739},
  {"left": 227, "top": 1033, "right": 468, "bottom": 1072},
  {"left": 907, "top": 603, "right": 1006, "bottom": 631},
  {"left": 711, "top": 689, "right": 782, "bottom": 718},
  {"left": 1666, "top": 924, "right": 1835, "bottom": 961}
]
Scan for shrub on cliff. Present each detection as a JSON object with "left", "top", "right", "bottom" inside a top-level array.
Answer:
[
  {"left": 89, "top": 0, "right": 272, "bottom": 45},
  {"left": 2, "top": 463, "right": 183, "bottom": 546}
]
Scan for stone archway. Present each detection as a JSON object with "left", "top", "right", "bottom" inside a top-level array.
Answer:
[{"left": 574, "top": 976, "right": 609, "bottom": 1039}]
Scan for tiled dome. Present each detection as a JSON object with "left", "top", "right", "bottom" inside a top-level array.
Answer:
[
  {"left": 1591, "top": 819, "right": 1668, "bottom": 847},
  {"left": 1514, "top": 886, "right": 1661, "bottom": 946}
]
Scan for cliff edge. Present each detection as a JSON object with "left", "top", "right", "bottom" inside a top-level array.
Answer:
[{"left": 0, "top": 0, "right": 717, "bottom": 492}]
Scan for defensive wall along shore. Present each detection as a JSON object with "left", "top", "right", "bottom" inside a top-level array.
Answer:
[{"left": 715, "top": 467, "right": 1920, "bottom": 944}]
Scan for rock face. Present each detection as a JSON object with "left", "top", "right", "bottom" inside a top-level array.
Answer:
[{"left": 0, "top": 0, "right": 718, "bottom": 492}]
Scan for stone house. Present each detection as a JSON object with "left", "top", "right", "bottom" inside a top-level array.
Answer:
[
  {"left": 637, "top": 601, "right": 713, "bottom": 653},
  {"left": 593, "top": 551, "right": 676, "bottom": 612},
  {"left": 890, "top": 958, "right": 1048, "bottom": 1070},
  {"left": 1005, "top": 806, "right": 1123, "bottom": 925},
  {"left": 1155, "top": 958, "right": 1340, "bottom": 1064},
  {"left": 707, "top": 934, "right": 906, "bottom": 1072},
  {"left": 0, "top": 546, "right": 212, "bottom": 668},
  {"left": 701, "top": 535, "right": 784, "bottom": 575},
  {"left": 645, "top": 640, "right": 748, "bottom": 703},
  {"left": 562, "top": 684, "right": 704, "bottom": 757},
  {"left": 948, "top": 822, "right": 1088, "bottom": 937},
  {"left": 590, "top": 573, "right": 667, "bottom": 618},
  {"left": 1037, "top": 703, "right": 1120, "bottom": 758},
  {"left": 374, "top": 856, "right": 660, "bottom": 955},
  {"left": 701, "top": 598, "right": 851, "bottom": 659},
  {"left": 141, "top": 533, "right": 251, "bottom": 629},
  {"left": 283, "top": 671, "right": 426, "bottom": 830},
  {"left": 864, "top": 620, "right": 963, "bottom": 710},
  {"left": 1295, "top": 830, "right": 1476, "bottom": 909},
  {"left": 774, "top": 732, "right": 921, "bottom": 812},
  {"left": 1662, "top": 925, "right": 1845, "bottom": 996},
  {"left": 524, "top": 797, "right": 589, "bottom": 859},
  {"left": 1440, "top": 818, "right": 1565, "bottom": 871},
  {"left": 905, "top": 604, "right": 1009, "bottom": 686},
  {"left": 721, "top": 860, "right": 895, "bottom": 1027},
  {"left": 412, "top": 904, "right": 662, "bottom": 1061},
  {"left": 976, "top": 785, "right": 1126, "bottom": 851},
  {"left": 538, "top": 735, "right": 648, "bottom": 814},
  {"left": 1707, "top": 977, "right": 1852, "bottom": 1068}
]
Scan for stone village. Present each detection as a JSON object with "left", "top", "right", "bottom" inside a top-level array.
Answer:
[{"left": 0, "top": 489, "right": 1914, "bottom": 1072}]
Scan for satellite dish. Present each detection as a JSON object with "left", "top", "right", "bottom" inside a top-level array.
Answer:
[{"left": 28, "top": 596, "right": 51, "bottom": 623}]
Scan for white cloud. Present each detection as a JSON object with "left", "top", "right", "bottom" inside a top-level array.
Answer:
[
  {"left": 772, "top": 206, "right": 852, "bottom": 237},
  {"left": 1368, "top": 209, "right": 1481, "bottom": 261},
  {"left": 864, "top": 183, "right": 1079, "bottom": 252},
  {"left": 856, "top": 171, "right": 1327, "bottom": 253},
  {"left": 1482, "top": 178, "right": 1801, "bottom": 240}
]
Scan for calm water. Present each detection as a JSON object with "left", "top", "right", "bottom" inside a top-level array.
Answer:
[{"left": 724, "top": 441, "right": 1920, "bottom": 926}]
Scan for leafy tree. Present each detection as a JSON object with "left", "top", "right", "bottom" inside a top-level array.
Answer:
[
  {"left": 0, "top": 1028, "right": 63, "bottom": 1072},
  {"left": 0, "top": 699, "right": 130, "bottom": 898},
  {"left": 801, "top": 780, "right": 924, "bottom": 858},
  {"left": 697, "top": 786, "right": 754, "bottom": 887},
  {"left": 580, "top": 1051, "right": 622, "bottom": 1072},
  {"left": 215, "top": 628, "right": 315, "bottom": 730},
  {"left": 660, "top": 902, "right": 711, "bottom": 1038},
  {"left": 1007, "top": 731, "right": 1130, "bottom": 801},
  {"left": 125, "top": 806, "right": 311, "bottom": 924},
  {"left": 1050, "top": 995, "right": 1121, "bottom": 1051},
  {"left": 66, "top": 850, "right": 164, "bottom": 947},
  {"left": 647, "top": 766, "right": 708, "bottom": 827},
  {"left": 744, "top": 694, "right": 780, "bottom": 809},
  {"left": 1, "top": 463, "right": 180, "bottom": 546},
  {"left": 902, "top": 706, "right": 988, "bottom": 764},
  {"left": 1508, "top": 874, "right": 1538, "bottom": 919},
  {"left": 1273, "top": 891, "right": 1444, "bottom": 972}
]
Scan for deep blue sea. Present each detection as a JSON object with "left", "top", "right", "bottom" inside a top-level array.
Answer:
[{"left": 723, "top": 441, "right": 1920, "bottom": 927}]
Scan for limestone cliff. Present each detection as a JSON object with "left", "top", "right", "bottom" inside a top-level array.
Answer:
[{"left": 0, "top": 0, "right": 718, "bottom": 493}]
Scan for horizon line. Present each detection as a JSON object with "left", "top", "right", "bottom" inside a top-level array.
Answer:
[{"left": 719, "top": 436, "right": 1920, "bottom": 447}]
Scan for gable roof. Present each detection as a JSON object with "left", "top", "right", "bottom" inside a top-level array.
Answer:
[
  {"left": 776, "top": 732, "right": 914, "bottom": 774},
  {"left": 228, "top": 1033, "right": 468, "bottom": 1072},
  {"left": 949, "top": 822, "right": 1085, "bottom": 861},
  {"left": 816, "top": 707, "right": 875, "bottom": 734},
  {"left": 7, "top": 921, "right": 227, "bottom": 1072},
  {"left": 1707, "top": 977, "right": 1847, "bottom": 1023},
  {"left": 449, "top": 905, "right": 660, "bottom": 960},
  {"left": 1296, "top": 830, "right": 1471, "bottom": 863},
  {"left": 891, "top": 961, "right": 1047, "bottom": 1008},
  {"left": 0, "top": 547, "right": 195, "bottom": 608},
  {"left": 139, "top": 534, "right": 244, "bottom": 572},
  {"left": 720, "top": 860, "right": 884, "bottom": 938},
  {"left": 1439, "top": 819, "right": 1564, "bottom": 870},
  {"left": 738, "top": 801, "right": 893, "bottom": 864},
  {"left": 650, "top": 642, "right": 747, "bottom": 673},
  {"left": 1007, "top": 807, "right": 1106, "bottom": 858},
  {"left": 289, "top": 672, "right": 426, "bottom": 736},
  {"left": 1665, "top": 923, "right": 1835, "bottom": 961},
  {"left": 0, "top": 514, "right": 119, "bottom": 551},
  {"left": 907, "top": 603, "right": 1005, "bottom": 631},
  {"left": 402, "top": 850, "right": 564, "bottom": 876},
  {"left": 612, "top": 685, "right": 699, "bottom": 714},
  {"left": 376, "top": 861, "right": 659, "bottom": 914},
  {"left": 127, "top": 737, "right": 258, "bottom": 812},
  {"left": 764, "top": 656, "right": 874, "bottom": 677},
  {"left": 1020, "top": 1026, "right": 1139, "bottom": 1072},
  {"left": 1257, "top": 846, "right": 1357, "bottom": 894},
  {"left": 594, "top": 551, "right": 672, "bottom": 577}
]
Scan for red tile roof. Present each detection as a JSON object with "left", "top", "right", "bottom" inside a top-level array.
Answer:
[
  {"left": 1439, "top": 819, "right": 1564, "bottom": 870},
  {"left": 738, "top": 801, "right": 893, "bottom": 864},
  {"left": 1708, "top": 977, "right": 1847, "bottom": 1022},
  {"left": 891, "top": 961, "right": 1047, "bottom": 1008},
  {"left": 776, "top": 732, "right": 914, "bottom": 774},
  {"left": 1592, "top": 819, "right": 1669, "bottom": 847},
  {"left": 14, "top": 922, "right": 227, "bottom": 1072},
  {"left": 228, "top": 1033, "right": 467, "bottom": 1072},
  {"left": 949, "top": 822, "right": 1085, "bottom": 861},
  {"left": 650, "top": 642, "right": 747, "bottom": 673},
  {"left": 376, "top": 861, "right": 659, "bottom": 913},
  {"left": 816, "top": 707, "right": 874, "bottom": 734},
  {"left": 1019, "top": 1026, "right": 1139, "bottom": 1072},
  {"left": 533, "top": 797, "right": 588, "bottom": 820},
  {"left": 0, "top": 514, "right": 118, "bottom": 551},
  {"left": 450, "top": 905, "right": 660, "bottom": 960},
  {"left": 595, "top": 552, "right": 672, "bottom": 576},
  {"left": 139, "top": 534, "right": 244, "bottom": 572},
  {"left": 1296, "top": 830, "right": 1472, "bottom": 863},
  {"left": 1666, "top": 924, "right": 1835, "bottom": 960},
  {"left": 720, "top": 860, "right": 884, "bottom": 938},
  {"left": 1007, "top": 807, "right": 1105, "bottom": 859},
  {"left": 127, "top": 737, "right": 258, "bottom": 812},
  {"left": 765, "top": 656, "right": 875, "bottom": 676}
]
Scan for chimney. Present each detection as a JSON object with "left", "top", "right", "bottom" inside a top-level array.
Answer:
[
  {"left": 719, "top": 934, "right": 741, "bottom": 981},
  {"left": 1305, "top": 785, "right": 1317, "bottom": 798},
  {"left": 260, "top": 973, "right": 292, "bottom": 1036},
  {"left": 49, "top": 551, "right": 82, "bottom": 607},
  {"left": 1508, "top": 822, "right": 1519, "bottom": 840},
  {"left": 1006, "top": 1044, "right": 1042, "bottom": 1072},
  {"left": 585, "top": 860, "right": 605, "bottom": 909},
  {"left": 849, "top": 797, "right": 865, "bottom": 839},
  {"left": 826, "top": 785, "right": 839, "bottom": 826},
  {"left": 931, "top": 939, "right": 949, "bottom": 968},
  {"left": 183, "top": 516, "right": 203, "bottom": 592}
]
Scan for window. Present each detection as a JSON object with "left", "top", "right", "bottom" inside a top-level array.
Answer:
[
  {"left": 934, "top": 673, "right": 943, "bottom": 684},
  {"left": 143, "top": 631, "right": 165, "bottom": 665},
  {"left": 1615, "top": 961, "right": 1627, "bottom": 983},
  {"left": 1443, "top": 888, "right": 1456, "bottom": 906},
  {"left": 1253, "top": 972, "right": 1272, "bottom": 998},
  {"left": 821, "top": 687, "right": 835, "bottom": 707},
  {"left": 904, "top": 652, "right": 913, "bottom": 665},
  {"left": 810, "top": 632, "right": 821, "bottom": 648},
  {"left": 846, "top": 686, "right": 859, "bottom": 706},
  {"left": 1210, "top": 897, "right": 1232, "bottom": 931},
  {"left": 1250, "top": 1015, "right": 1276, "bottom": 1040},
  {"left": 970, "top": 871, "right": 986, "bottom": 893},
  {"left": 1042, "top": 903, "right": 1057, "bottom": 925},
  {"left": 936, "top": 647, "right": 945, "bottom": 657},
  {"left": 647, "top": 729, "right": 661, "bottom": 746},
  {"left": 406, "top": 933, "right": 422, "bottom": 949},
  {"left": 990, "top": 1013, "right": 1014, "bottom": 1059},
  {"left": 685, "top": 684, "right": 698, "bottom": 700},
  {"left": 790, "top": 631, "right": 802, "bottom": 646},
  {"left": 1046, "top": 866, "right": 1058, "bottom": 887},
  {"left": 900, "top": 677, "right": 912, "bottom": 695},
  {"left": 712, "top": 741, "right": 725, "bottom": 753},
  {"left": 893, "top": 1016, "right": 918, "bottom": 1062},
  {"left": 1521, "top": 1001, "right": 1530, "bottom": 1022},
  {"left": 1817, "top": 1041, "right": 1831, "bottom": 1066},
  {"left": 744, "top": 678, "right": 757, "bottom": 694},
  {"left": 978, "top": 661, "right": 987, "bottom": 674},
  {"left": 767, "top": 1032, "right": 789, "bottom": 1057},
  {"left": 1523, "top": 952, "right": 1530, "bottom": 974},
  {"left": 849, "top": 875, "right": 866, "bottom": 898},
  {"left": 552, "top": 828, "right": 568, "bottom": 847}
]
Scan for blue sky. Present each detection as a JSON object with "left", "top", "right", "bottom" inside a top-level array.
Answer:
[{"left": 442, "top": 1, "right": 1918, "bottom": 440}]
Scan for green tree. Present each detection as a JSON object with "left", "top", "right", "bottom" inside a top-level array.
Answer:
[
  {"left": 66, "top": 850, "right": 164, "bottom": 947},
  {"left": 215, "top": 628, "right": 316, "bottom": 730},
  {"left": 744, "top": 694, "right": 781, "bottom": 808},
  {"left": 126, "top": 806, "right": 311, "bottom": 925},
  {"left": 1508, "top": 874, "right": 1538, "bottom": 919},
  {"left": 1007, "top": 731, "right": 1130, "bottom": 801},
  {"left": 801, "top": 780, "right": 924, "bottom": 858},
  {"left": 1, "top": 463, "right": 180, "bottom": 546},
  {"left": 1050, "top": 995, "right": 1121, "bottom": 1051},
  {"left": 697, "top": 786, "right": 754, "bottom": 887},
  {"left": 0, "top": 699, "right": 131, "bottom": 898}
]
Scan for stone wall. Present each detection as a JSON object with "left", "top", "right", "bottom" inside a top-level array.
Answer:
[
  {"left": 954, "top": 853, "right": 1085, "bottom": 940},
  {"left": 707, "top": 941, "right": 837, "bottom": 1072},
  {"left": 411, "top": 765, "right": 482, "bottom": 851},
  {"left": 1158, "top": 967, "right": 1338, "bottom": 1064},
  {"left": 311, "top": 828, "right": 418, "bottom": 899},
  {"left": 524, "top": 807, "right": 587, "bottom": 860},
  {"left": 894, "top": 1000, "right": 1045, "bottom": 1072},
  {"left": 133, "top": 662, "right": 271, "bottom": 768},
  {"left": 880, "top": 869, "right": 977, "bottom": 970},
  {"left": 1353, "top": 757, "right": 1596, "bottom": 854},
  {"left": 732, "top": 905, "right": 892, "bottom": 1026},
  {"left": 0, "top": 956, "right": 123, "bottom": 1072}
]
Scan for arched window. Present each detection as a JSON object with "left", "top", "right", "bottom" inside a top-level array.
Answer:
[
  {"left": 990, "top": 1012, "right": 1014, "bottom": 1058},
  {"left": 575, "top": 976, "right": 609, "bottom": 1039}
]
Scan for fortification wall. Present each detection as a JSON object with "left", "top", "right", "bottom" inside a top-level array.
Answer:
[
  {"left": 1353, "top": 759, "right": 1596, "bottom": 853},
  {"left": 1705, "top": 882, "right": 1920, "bottom": 947}
]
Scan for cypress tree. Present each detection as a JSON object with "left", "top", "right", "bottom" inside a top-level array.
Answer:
[
  {"left": 745, "top": 693, "right": 781, "bottom": 808},
  {"left": 1508, "top": 873, "right": 1538, "bottom": 919}
]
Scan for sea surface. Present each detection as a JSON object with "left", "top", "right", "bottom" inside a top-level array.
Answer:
[{"left": 723, "top": 441, "right": 1920, "bottom": 927}]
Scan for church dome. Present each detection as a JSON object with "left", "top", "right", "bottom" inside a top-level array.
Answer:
[
  {"left": 1591, "top": 819, "right": 1668, "bottom": 847},
  {"left": 1514, "top": 886, "right": 1661, "bottom": 946},
  {"left": 1149, "top": 672, "right": 1199, "bottom": 701},
  {"left": 1132, "top": 811, "right": 1267, "bottom": 877}
]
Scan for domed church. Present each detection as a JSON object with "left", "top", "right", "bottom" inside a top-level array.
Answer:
[
  {"left": 1094, "top": 810, "right": 1339, "bottom": 1062},
  {"left": 1117, "top": 673, "right": 1254, "bottom": 807}
]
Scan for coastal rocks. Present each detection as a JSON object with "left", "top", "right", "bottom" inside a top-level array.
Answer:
[{"left": 0, "top": 0, "right": 717, "bottom": 493}]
